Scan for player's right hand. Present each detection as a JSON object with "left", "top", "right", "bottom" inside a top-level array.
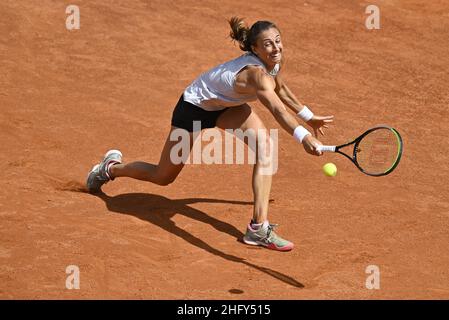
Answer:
[{"left": 302, "top": 135, "right": 323, "bottom": 156}]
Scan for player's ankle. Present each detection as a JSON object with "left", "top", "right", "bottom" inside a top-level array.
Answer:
[
  {"left": 250, "top": 220, "right": 265, "bottom": 230},
  {"left": 107, "top": 162, "right": 120, "bottom": 179}
]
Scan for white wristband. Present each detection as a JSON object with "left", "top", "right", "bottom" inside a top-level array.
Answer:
[
  {"left": 293, "top": 126, "right": 311, "bottom": 143},
  {"left": 297, "top": 105, "right": 314, "bottom": 122}
]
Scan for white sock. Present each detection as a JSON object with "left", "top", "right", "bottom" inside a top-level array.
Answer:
[{"left": 250, "top": 220, "right": 268, "bottom": 230}]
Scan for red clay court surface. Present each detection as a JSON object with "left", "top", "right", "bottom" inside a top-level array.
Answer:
[{"left": 1, "top": 0, "right": 448, "bottom": 299}]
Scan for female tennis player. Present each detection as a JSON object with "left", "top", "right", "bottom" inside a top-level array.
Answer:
[{"left": 87, "top": 17, "right": 333, "bottom": 251}]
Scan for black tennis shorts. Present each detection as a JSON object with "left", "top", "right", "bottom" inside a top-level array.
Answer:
[{"left": 171, "top": 95, "right": 229, "bottom": 132}]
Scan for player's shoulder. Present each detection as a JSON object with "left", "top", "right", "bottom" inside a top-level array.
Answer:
[
  {"left": 245, "top": 66, "right": 275, "bottom": 89},
  {"left": 245, "top": 65, "right": 270, "bottom": 77}
]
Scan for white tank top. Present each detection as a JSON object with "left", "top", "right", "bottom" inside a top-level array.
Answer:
[{"left": 183, "top": 53, "right": 280, "bottom": 111}]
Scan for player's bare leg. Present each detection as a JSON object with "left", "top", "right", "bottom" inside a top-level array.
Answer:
[
  {"left": 216, "top": 104, "right": 271, "bottom": 223},
  {"left": 110, "top": 126, "right": 195, "bottom": 186},
  {"left": 217, "top": 104, "right": 293, "bottom": 251}
]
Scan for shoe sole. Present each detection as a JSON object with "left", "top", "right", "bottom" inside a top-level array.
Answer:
[
  {"left": 242, "top": 236, "right": 261, "bottom": 246},
  {"left": 243, "top": 236, "right": 294, "bottom": 252}
]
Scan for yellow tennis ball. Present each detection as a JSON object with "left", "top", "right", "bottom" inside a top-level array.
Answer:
[{"left": 323, "top": 163, "right": 337, "bottom": 177}]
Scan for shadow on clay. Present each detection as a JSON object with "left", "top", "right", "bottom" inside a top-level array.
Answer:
[
  {"left": 61, "top": 181, "right": 304, "bottom": 288},
  {"left": 94, "top": 192, "right": 305, "bottom": 289}
]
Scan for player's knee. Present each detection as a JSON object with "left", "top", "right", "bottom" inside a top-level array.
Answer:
[
  {"left": 256, "top": 130, "right": 272, "bottom": 152},
  {"left": 156, "top": 174, "right": 177, "bottom": 186}
]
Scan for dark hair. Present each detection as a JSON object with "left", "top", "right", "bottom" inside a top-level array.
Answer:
[{"left": 229, "top": 17, "right": 280, "bottom": 53}]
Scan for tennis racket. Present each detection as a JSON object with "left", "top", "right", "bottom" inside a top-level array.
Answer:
[{"left": 316, "top": 126, "right": 403, "bottom": 176}]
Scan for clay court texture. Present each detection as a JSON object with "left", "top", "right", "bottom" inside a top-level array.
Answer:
[{"left": 1, "top": 0, "right": 448, "bottom": 299}]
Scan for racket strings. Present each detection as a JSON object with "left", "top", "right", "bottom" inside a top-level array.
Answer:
[{"left": 356, "top": 129, "right": 401, "bottom": 175}]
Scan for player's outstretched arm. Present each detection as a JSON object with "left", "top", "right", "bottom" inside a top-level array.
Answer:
[
  {"left": 274, "top": 73, "right": 334, "bottom": 137},
  {"left": 251, "top": 69, "right": 323, "bottom": 156}
]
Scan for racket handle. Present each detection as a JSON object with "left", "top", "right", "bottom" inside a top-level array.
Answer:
[{"left": 317, "top": 145, "right": 336, "bottom": 152}]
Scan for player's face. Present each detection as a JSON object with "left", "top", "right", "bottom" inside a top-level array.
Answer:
[{"left": 252, "top": 28, "right": 283, "bottom": 69}]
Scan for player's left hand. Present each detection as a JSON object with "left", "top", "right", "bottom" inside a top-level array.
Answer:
[{"left": 306, "top": 115, "right": 334, "bottom": 137}]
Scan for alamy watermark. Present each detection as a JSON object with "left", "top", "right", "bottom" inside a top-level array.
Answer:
[
  {"left": 66, "top": 265, "right": 80, "bottom": 289},
  {"left": 66, "top": 5, "right": 80, "bottom": 30},
  {"left": 169, "top": 121, "right": 279, "bottom": 175},
  {"left": 365, "top": 5, "right": 380, "bottom": 30},
  {"left": 365, "top": 265, "right": 380, "bottom": 290}
]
